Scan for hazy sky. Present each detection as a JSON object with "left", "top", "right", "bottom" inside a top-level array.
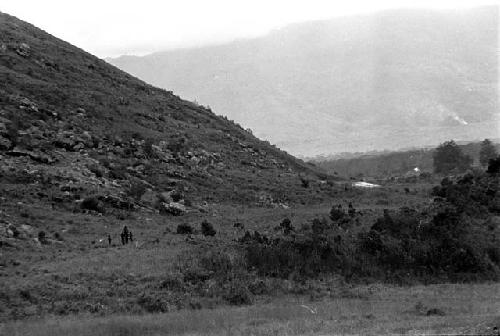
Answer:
[{"left": 1, "top": 0, "right": 497, "bottom": 58}]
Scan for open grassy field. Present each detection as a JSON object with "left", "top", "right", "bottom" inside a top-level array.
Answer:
[
  {"left": 0, "top": 180, "right": 435, "bottom": 321},
  {"left": 2, "top": 283, "right": 499, "bottom": 335}
]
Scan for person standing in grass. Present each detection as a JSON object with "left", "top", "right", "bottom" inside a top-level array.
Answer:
[
  {"left": 108, "top": 234, "right": 112, "bottom": 246},
  {"left": 121, "top": 226, "right": 129, "bottom": 245}
]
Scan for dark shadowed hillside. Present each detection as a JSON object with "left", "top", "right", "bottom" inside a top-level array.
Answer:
[
  {"left": 0, "top": 11, "right": 332, "bottom": 208},
  {"left": 109, "top": 6, "right": 499, "bottom": 156}
]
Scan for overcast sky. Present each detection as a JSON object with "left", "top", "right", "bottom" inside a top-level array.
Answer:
[{"left": 1, "top": 0, "right": 497, "bottom": 58}]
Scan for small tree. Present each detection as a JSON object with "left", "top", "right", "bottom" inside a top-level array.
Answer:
[
  {"left": 487, "top": 156, "right": 500, "bottom": 175},
  {"left": 433, "top": 140, "right": 472, "bottom": 174},
  {"left": 201, "top": 220, "right": 216, "bottom": 236},
  {"left": 479, "top": 139, "right": 498, "bottom": 167}
]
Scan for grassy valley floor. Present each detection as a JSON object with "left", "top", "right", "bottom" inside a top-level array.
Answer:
[{"left": 2, "top": 283, "right": 499, "bottom": 335}]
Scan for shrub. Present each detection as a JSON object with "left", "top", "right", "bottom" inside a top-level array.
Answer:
[
  {"left": 487, "top": 156, "right": 500, "bottom": 175},
  {"left": 38, "top": 231, "right": 47, "bottom": 244},
  {"left": 201, "top": 220, "right": 216, "bottom": 236},
  {"left": 223, "top": 282, "right": 253, "bottom": 305},
  {"left": 329, "top": 205, "right": 346, "bottom": 222},
  {"left": 159, "top": 275, "right": 185, "bottom": 291},
  {"left": 126, "top": 179, "right": 147, "bottom": 200},
  {"left": 108, "top": 165, "right": 128, "bottom": 180},
  {"left": 176, "top": 223, "right": 193, "bottom": 234},
  {"left": 279, "top": 217, "right": 294, "bottom": 235},
  {"left": 81, "top": 196, "right": 105, "bottom": 213},
  {"left": 299, "top": 176, "right": 310, "bottom": 188},
  {"left": 87, "top": 163, "right": 104, "bottom": 178},
  {"left": 171, "top": 191, "right": 183, "bottom": 202},
  {"left": 137, "top": 294, "right": 170, "bottom": 313}
]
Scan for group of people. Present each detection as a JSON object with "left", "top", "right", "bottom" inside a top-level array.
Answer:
[
  {"left": 106, "top": 226, "right": 134, "bottom": 246},
  {"left": 120, "top": 226, "right": 133, "bottom": 245}
]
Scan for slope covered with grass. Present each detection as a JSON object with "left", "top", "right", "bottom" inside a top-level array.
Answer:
[{"left": 0, "top": 11, "right": 330, "bottom": 206}]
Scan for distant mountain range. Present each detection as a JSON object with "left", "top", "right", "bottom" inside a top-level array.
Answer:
[{"left": 108, "top": 6, "right": 499, "bottom": 156}]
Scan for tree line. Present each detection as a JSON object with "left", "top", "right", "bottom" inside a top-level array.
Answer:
[{"left": 433, "top": 139, "right": 498, "bottom": 174}]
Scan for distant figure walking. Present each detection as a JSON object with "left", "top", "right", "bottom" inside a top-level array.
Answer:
[
  {"left": 107, "top": 234, "right": 112, "bottom": 246},
  {"left": 348, "top": 202, "right": 356, "bottom": 217},
  {"left": 121, "top": 226, "right": 129, "bottom": 245}
]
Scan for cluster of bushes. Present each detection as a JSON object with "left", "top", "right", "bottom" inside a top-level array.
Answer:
[
  {"left": 242, "top": 218, "right": 351, "bottom": 279},
  {"left": 176, "top": 220, "right": 217, "bottom": 236},
  {"left": 241, "top": 164, "right": 500, "bottom": 282},
  {"left": 174, "top": 248, "right": 254, "bottom": 306},
  {"left": 358, "top": 205, "right": 500, "bottom": 280}
]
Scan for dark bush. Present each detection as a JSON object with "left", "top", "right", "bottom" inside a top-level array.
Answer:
[
  {"left": 159, "top": 275, "right": 185, "bottom": 291},
  {"left": 487, "top": 156, "right": 500, "bottom": 175},
  {"left": 311, "top": 217, "right": 329, "bottom": 235},
  {"left": 299, "top": 176, "right": 310, "bottom": 188},
  {"left": 108, "top": 165, "right": 128, "bottom": 180},
  {"left": 176, "top": 223, "right": 193, "bottom": 234},
  {"left": 245, "top": 224, "right": 347, "bottom": 279},
  {"left": 126, "top": 179, "right": 147, "bottom": 200},
  {"left": 137, "top": 294, "right": 170, "bottom": 313},
  {"left": 38, "top": 231, "right": 47, "bottom": 244},
  {"left": 279, "top": 217, "right": 294, "bottom": 235},
  {"left": 329, "top": 205, "right": 346, "bottom": 222},
  {"left": 81, "top": 197, "right": 105, "bottom": 213},
  {"left": 201, "top": 220, "right": 216, "bottom": 237},
  {"left": 87, "top": 163, "right": 104, "bottom": 178},
  {"left": 171, "top": 191, "right": 183, "bottom": 202},
  {"left": 223, "top": 282, "right": 253, "bottom": 305}
]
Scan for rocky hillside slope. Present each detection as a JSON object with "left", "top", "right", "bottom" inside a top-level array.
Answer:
[
  {"left": 0, "top": 11, "right": 331, "bottom": 217},
  {"left": 109, "top": 6, "right": 499, "bottom": 155}
]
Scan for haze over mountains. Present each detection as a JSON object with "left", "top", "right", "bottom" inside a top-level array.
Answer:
[{"left": 109, "top": 6, "right": 499, "bottom": 156}]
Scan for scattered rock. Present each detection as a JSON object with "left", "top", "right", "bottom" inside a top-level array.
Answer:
[
  {"left": 159, "top": 202, "right": 186, "bottom": 216},
  {"left": 15, "top": 43, "right": 30, "bottom": 57}
]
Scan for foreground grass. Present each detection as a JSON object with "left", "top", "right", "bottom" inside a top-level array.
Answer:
[{"left": 3, "top": 283, "right": 499, "bottom": 336}]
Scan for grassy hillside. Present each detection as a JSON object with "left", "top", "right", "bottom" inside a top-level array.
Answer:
[
  {"left": 109, "top": 6, "right": 499, "bottom": 155},
  {"left": 0, "top": 11, "right": 330, "bottom": 206},
  {"left": 0, "top": 11, "right": 343, "bottom": 323}
]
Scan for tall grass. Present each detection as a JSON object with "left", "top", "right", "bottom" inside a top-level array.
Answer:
[{"left": 3, "top": 283, "right": 499, "bottom": 336}]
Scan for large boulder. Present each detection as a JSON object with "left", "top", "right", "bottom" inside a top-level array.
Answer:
[{"left": 159, "top": 202, "right": 186, "bottom": 216}]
